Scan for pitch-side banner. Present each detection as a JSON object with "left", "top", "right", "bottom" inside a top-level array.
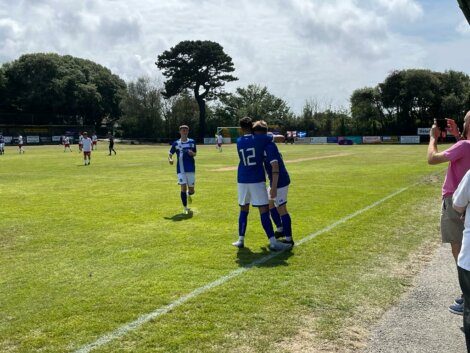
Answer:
[
  {"left": 26, "top": 136, "right": 40, "bottom": 143},
  {"left": 400, "top": 136, "right": 420, "bottom": 144},
  {"left": 327, "top": 137, "right": 338, "bottom": 143},
  {"left": 204, "top": 138, "right": 216, "bottom": 144},
  {"left": 417, "top": 128, "right": 431, "bottom": 136},
  {"left": 52, "top": 136, "right": 62, "bottom": 142},
  {"left": 4, "top": 136, "right": 12, "bottom": 143},
  {"left": 345, "top": 136, "right": 363, "bottom": 144},
  {"left": 363, "top": 136, "right": 382, "bottom": 144},
  {"left": 382, "top": 136, "right": 399, "bottom": 143},
  {"left": 311, "top": 137, "right": 328, "bottom": 144}
]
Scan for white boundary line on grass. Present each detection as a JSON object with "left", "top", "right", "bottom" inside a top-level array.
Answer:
[{"left": 74, "top": 182, "right": 418, "bottom": 353}]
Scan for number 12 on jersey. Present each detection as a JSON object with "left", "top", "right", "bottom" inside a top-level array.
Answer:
[{"left": 239, "top": 147, "right": 256, "bottom": 166}]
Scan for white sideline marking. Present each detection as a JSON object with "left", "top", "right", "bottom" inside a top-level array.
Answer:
[{"left": 74, "top": 184, "right": 415, "bottom": 353}]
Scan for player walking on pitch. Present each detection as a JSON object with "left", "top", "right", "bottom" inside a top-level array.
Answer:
[
  {"left": 0, "top": 133, "right": 4, "bottom": 155},
  {"left": 78, "top": 133, "right": 84, "bottom": 152},
  {"left": 18, "top": 135, "right": 24, "bottom": 154},
  {"left": 233, "top": 117, "right": 292, "bottom": 251},
  {"left": 168, "top": 125, "right": 197, "bottom": 214},
  {"left": 216, "top": 133, "right": 223, "bottom": 152},
  {"left": 63, "top": 136, "right": 72, "bottom": 152},
  {"left": 81, "top": 132, "right": 92, "bottom": 165},
  {"left": 108, "top": 133, "right": 116, "bottom": 155},
  {"left": 92, "top": 133, "right": 98, "bottom": 150}
]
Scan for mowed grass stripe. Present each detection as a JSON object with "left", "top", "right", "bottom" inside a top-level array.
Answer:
[
  {"left": 74, "top": 176, "right": 426, "bottom": 353},
  {"left": 0, "top": 144, "right": 445, "bottom": 352}
]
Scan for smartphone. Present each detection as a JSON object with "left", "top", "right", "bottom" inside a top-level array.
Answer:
[{"left": 436, "top": 119, "right": 448, "bottom": 131}]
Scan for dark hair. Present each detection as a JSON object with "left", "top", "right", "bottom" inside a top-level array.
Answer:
[
  {"left": 239, "top": 117, "right": 253, "bottom": 130},
  {"left": 252, "top": 120, "right": 268, "bottom": 133}
]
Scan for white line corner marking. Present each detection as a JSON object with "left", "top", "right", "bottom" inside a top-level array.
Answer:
[{"left": 74, "top": 184, "right": 412, "bottom": 353}]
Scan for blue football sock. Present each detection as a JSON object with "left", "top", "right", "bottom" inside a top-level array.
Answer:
[
  {"left": 239, "top": 210, "right": 249, "bottom": 237},
  {"left": 180, "top": 192, "right": 187, "bottom": 207},
  {"left": 260, "top": 211, "right": 275, "bottom": 239},
  {"left": 281, "top": 213, "right": 292, "bottom": 239},
  {"left": 270, "top": 207, "right": 282, "bottom": 228}
]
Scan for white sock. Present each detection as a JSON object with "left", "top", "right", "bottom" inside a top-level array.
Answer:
[
  {"left": 286, "top": 236, "right": 292, "bottom": 242},
  {"left": 238, "top": 236, "right": 244, "bottom": 243},
  {"left": 269, "top": 237, "right": 277, "bottom": 245}
]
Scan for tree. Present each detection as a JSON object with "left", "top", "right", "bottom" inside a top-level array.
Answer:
[
  {"left": 0, "top": 53, "right": 126, "bottom": 129},
  {"left": 120, "top": 77, "right": 164, "bottom": 138},
  {"left": 350, "top": 87, "right": 383, "bottom": 135},
  {"left": 218, "top": 84, "right": 294, "bottom": 128},
  {"left": 162, "top": 91, "right": 200, "bottom": 139},
  {"left": 156, "top": 40, "right": 237, "bottom": 139}
]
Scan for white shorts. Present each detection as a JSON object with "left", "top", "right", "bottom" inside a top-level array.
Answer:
[
  {"left": 177, "top": 172, "right": 195, "bottom": 186},
  {"left": 268, "top": 185, "right": 289, "bottom": 207},
  {"left": 238, "top": 182, "right": 269, "bottom": 207},
  {"left": 0, "top": 143, "right": 4, "bottom": 149}
]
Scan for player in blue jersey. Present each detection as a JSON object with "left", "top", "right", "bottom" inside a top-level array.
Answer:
[
  {"left": 253, "top": 120, "right": 294, "bottom": 246},
  {"left": 233, "top": 117, "right": 292, "bottom": 251},
  {"left": 168, "top": 125, "right": 197, "bottom": 214}
]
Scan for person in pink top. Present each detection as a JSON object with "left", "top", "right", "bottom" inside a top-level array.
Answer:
[{"left": 428, "top": 110, "right": 470, "bottom": 315}]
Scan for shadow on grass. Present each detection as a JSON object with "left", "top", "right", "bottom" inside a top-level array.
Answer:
[
  {"left": 164, "top": 211, "right": 193, "bottom": 221},
  {"left": 236, "top": 246, "right": 293, "bottom": 268}
]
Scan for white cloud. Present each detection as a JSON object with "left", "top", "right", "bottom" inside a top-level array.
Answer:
[
  {"left": 456, "top": 19, "right": 470, "bottom": 35},
  {"left": 0, "top": 0, "right": 467, "bottom": 113},
  {"left": 376, "top": 0, "right": 423, "bottom": 21}
]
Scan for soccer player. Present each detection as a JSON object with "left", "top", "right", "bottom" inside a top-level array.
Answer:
[
  {"left": 18, "top": 135, "right": 24, "bottom": 154},
  {"left": 168, "top": 125, "right": 197, "bottom": 214},
  {"left": 92, "top": 133, "right": 98, "bottom": 150},
  {"left": 253, "top": 120, "right": 294, "bottom": 246},
  {"left": 63, "top": 136, "right": 72, "bottom": 152},
  {"left": 0, "top": 133, "right": 4, "bottom": 155},
  {"left": 216, "top": 133, "right": 223, "bottom": 152},
  {"left": 233, "top": 117, "right": 292, "bottom": 251},
  {"left": 78, "top": 133, "right": 84, "bottom": 152},
  {"left": 82, "top": 132, "right": 92, "bottom": 165},
  {"left": 108, "top": 133, "right": 116, "bottom": 155}
]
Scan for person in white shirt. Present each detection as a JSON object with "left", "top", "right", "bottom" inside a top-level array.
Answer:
[
  {"left": 18, "top": 135, "right": 24, "bottom": 154},
  {"left": 216, "top": 133, "right": 223, "bottom": 152},
  {"left": 78, "top": 133, "right": 84, "bottom": 152},
  {"left": 63, "top": 136, "right": 72, "bottom": 152},
  {"left": 452, "top": 169, "right": 470, "bottom": 351},
  {"left": 81, "top": 132, "right": 93, "bottom": 165},
  {"left": 92, "top": 134, "right": 98, "bottom": 150}
]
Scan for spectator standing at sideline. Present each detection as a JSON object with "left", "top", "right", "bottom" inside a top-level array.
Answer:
[{"left": 428, "top": 111, "right": 470, "bottom": 315}]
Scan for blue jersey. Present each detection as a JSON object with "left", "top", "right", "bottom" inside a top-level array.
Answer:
[
  {"left": 169, "top": 138, "right": 197, "bottom": 173},
  {"left": 265, "top": 142, "right": 290, "bottom": 188},
  {"left": 237, "top": 134, "right": 272, "bottom": 183}
]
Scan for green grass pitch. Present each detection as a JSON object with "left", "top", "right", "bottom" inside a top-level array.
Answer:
[{"left": 0, "top": 143, "right": 446, "bottom": 352}]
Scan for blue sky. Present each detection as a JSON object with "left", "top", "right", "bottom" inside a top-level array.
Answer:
[{"left": 0, "top": 0, "right": 468, "bottom": 113}]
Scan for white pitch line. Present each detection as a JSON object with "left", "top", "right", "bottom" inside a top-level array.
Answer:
[{"left": 74, "top": 183, "right": 415, "bottom": 353}]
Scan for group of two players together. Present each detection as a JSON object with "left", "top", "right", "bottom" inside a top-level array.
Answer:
[{"left": 168, "top": 117, "right": 294, "bottom": 252}]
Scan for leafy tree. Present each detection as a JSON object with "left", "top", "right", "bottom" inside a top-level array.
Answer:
[
  {"left": 1, "top": 53, "right": 126, "bottom": 129},
  {"left": 162, "top": 91, "right": 200, "bottom": 139},
  {"left": 120, "top": 77, "right": 164, "bottom": 138},
  {"left": 350, "top": 87, "right": 383, "bottom": 135},
  {"left": 218, "top": 84, "right": 294, "bottom": 128},
  {"left": 156, "top": 40, "right": 237, "bottom": 139}
]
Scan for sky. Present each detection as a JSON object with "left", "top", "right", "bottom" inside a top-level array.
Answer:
[{"left": 0, "top": 0, "right": 469, "bottom": 113}]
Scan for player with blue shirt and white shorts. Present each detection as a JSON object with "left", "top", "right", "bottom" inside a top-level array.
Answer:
[
  {"left": 232, "top": 117, "right": 292, "bottom": 252},
  {"left": 253, "top": 120, "right": 294, "bottom": 246},
  {"left": 168, "top": 125, "right": 197, "bottom": 214}
]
